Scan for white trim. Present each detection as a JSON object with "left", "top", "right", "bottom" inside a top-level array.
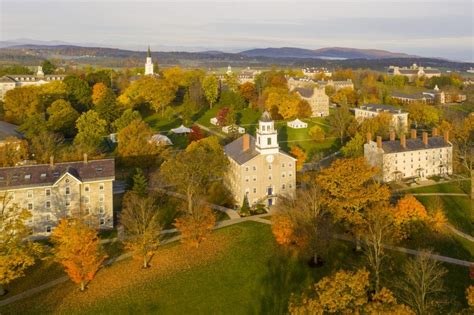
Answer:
[{"left": 52, "top": 172, "right": 82, "bottom": 187}]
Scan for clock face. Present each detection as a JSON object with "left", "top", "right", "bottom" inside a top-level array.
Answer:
[{"left": 266, "top": 154, "right": 274, "bottom": 163}]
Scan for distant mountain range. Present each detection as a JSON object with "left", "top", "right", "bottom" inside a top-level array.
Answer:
[{"left": 239, "top": 47, "right": 419, "bottom": 60}]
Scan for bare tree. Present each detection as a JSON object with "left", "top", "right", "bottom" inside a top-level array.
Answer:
[{"left": 397, "top": 251, "right": 447, "bottom": 315}]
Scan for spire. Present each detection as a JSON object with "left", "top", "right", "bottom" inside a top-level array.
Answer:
[
  {"left": 260, "top": 110, "right": 272, "bottom": 122},
  {"left": 147, "top": 46, "right": 151, "bottom": 58}
]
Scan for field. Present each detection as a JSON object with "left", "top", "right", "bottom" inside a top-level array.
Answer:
[{"left": 1, "top": 221, "right": 471, "bottom": 314}]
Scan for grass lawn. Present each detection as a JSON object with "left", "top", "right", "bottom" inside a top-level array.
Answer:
[
  {"left": 407, "top": 181, "right": 471, "bottom": 194},
  {"left": 2, "top": 221, "right": 471, "bottom": 314}
]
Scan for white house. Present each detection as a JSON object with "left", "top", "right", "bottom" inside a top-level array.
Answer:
[
  {"left": 287, "top": 119, "right": 308, "bottom": 129},
  {"left": 354, "top": 104, "right": 408, "bottom": 133}
]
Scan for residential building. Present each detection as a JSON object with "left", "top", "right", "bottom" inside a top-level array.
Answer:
[
  {"left": 216, "top": 66, "right": 261, "bottom": 84},
  {"left": 0, "top": 157, "right": 115, "bottom": 237},
  {"left": 0, "top": 66, "right": 65, "bottom": 100},
  {"left": 287, "top": 77, "right": 317, "bottom": 90},
  {"left": 364, "top": 129, "right": 452, "bottom": 182},
  {"left": 391, "top": 85, "right": 466, "bottom": 105},
  {"left": 387, "top": 63, "right": 441, "bottom": 82},
  {"left": 294, "top": 86, "right": 330, "bottom": 117},
  {"left": 224, "top": 111, "right": 296, "bottom": 207},
  {"left": 302, "top": 67, "right": 332, "bottom": 78},
  {"left": 287, "top": 77, "right": 354, "bottom": 92},
  {"left": 316, "top": 79, "right": 354, "bottom": 91},
  {"left": 354, "top": 104, "right": 408, "bottom": 132}
]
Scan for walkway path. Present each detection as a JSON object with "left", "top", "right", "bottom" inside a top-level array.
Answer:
[
  {"left": 195, "top": 123, "right": 225, "bottom": 139},
  {"left": 445, "top": 224, "right": 474, "bottom": 242},
  {"left": 392, "top": 177, "right": 470, "bottom": 192},
  {"left": 408, "top": 193, "right": 469, "bottom": 197}
]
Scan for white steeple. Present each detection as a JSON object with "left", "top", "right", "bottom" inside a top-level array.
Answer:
[
  {"left": 145, "top": 46, "right": 154, "bottom": 76},
  {"left": 226, "top": 65, "right": 232, "bottom": 75},
  {"left": 255, "top": 111, "right": 279, "bottom": 154},
  {"left": 36, "top": 66, "right": 44, "bottom": 78}
]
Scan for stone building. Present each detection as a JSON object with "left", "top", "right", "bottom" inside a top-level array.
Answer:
[
  {"left": 302, "top": 67, "right": 332, "bottom": 78},
  {"left": 224, "top": 111, "right": 296, "bottom": 207},
  {"left": 294, "top": 86, "right": 330, "bottom": 117},
  {"left": 387, "top": 63, "right": 441, "bottom": 82},
  {"left": 354, "top": 104, "right": 408, "bottom": 133},
  {"left": 0, "top": 66, "right": 65, "bottom": 100},
  {"left": 317, "top": 79, "right": 354, "bottom": 91},
  {"left": 0, "top": 157, "right": 115, "bottom": 237},
  {"left": 364, "top": 129, "right": 452, "bottom": 182}
]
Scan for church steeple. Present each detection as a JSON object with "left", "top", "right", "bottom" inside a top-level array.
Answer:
[
  {"left": 144, "top": 46, "right": 154, "bottom": 76},
  {"left": 255, "top": 111, "right": 279, "bottom": 154}
]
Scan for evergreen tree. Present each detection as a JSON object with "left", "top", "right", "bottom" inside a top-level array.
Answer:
[
  {"left": 240, "top": 195, "right": 251, "bottom": 216},
  {"left": 132, "top": 168, "right": 148, "bottom": 197}
]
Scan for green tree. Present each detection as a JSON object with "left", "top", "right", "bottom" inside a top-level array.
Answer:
[
  {"left": 132, "top": 168, "right": 148, "bottom": 197},
  {"left": 407, "top": 103, "right": 439, "bottom": 128},
  {"left": 328, "top": 105, "right": 355, "bottom": 144},
  {"left": 341, "top": 132, "right": 365, "bottom": 157},
  {"left": 94, "top": 87, "right": 121, "bottom": 127},
  {"left": 86, "top": 70, "right": 112, "bottom": 88},
  {"left": 202, "top": 75, "right": 219, "bottom": 108},
  {"left": 308, "top": 125, "right": 325, "bottom": 142},
  {"left": 112, "top": 109, "right": 141, "bottom": 132},
  {"left": 73, "top": 110, "right": 107, "bottom": 154},
  {"left": 47, "top": 99, "right": 80, "bottom": 138},
  {"left": 63, "top": 75, "right": 92, "bottom": 112},
  {"left": 18, "top": 114, "right": 49, "bottom": 140},
  {"left": 41, "top": 60, "right": 56, "bottom": 74},
  {"left": 3, "top": 86, "right": 42, "bottom": 124}
]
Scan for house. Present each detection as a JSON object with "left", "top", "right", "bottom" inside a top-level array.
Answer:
[
  {"left": 287, "top": 118, "right": 308, "bottom": 129},
  {"left": 0, "top": 156, "right": 115, "bottom": 237},
  {"left": 387, "top": 64, "right": 441, "bottom": 82},
  {"left": 224, "top": 111, "right": 296, "bottom": 207},
  {"left": 0, "top": 66, "right": 65, "bottom": 100},
  {"left": 354, "top": 104, "right": 408, "bottom": 133},
  {"left": 294, "top": 86, "right": 330, "bottom": 117},
  {"left": 364, "top": 129, "right": 452, "bottom": 182}
]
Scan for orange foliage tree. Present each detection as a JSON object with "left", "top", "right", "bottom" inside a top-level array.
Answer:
[
  {"left": 92, "top": 82, "right": 108, "bottom": 106},
  {"left": 51, "top": 218, "right": 107, "bottom": 291},
  {"left": 174, "top": 205, "right": 216, "bottom": 248},
  {"left": 290, "top": 145, "right": 306, "bottom": 171},
  {"left": 393, "top": 195, "right": 429, "bottom": 238}
]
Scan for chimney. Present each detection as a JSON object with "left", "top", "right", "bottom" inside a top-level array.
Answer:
[
  {"left": 411, "top": 129, "right": 417, "bottom": 139},
  {"left": 443, "top": 130, "right": 449, "bottom": 143},
  {"left": 83, "top": 153, "right": 88, "bottom": 164},
  {"left": 422, "top": 132, "right": 428, "bottom": 146},
  {"left": 376, "top": 136, "right": 382, "bottom": 149},
  {"left": 432, "top": 128, "right": 438, "bottom": 137},
  {"left": 366, "top": 132, "right": 372, "bottom": 144},
  {"left": 50, "top": 156, "right": 54, "bottom": 167},
  {"left": 400, "top": 134, "right": 406, "bottom": 149},
  {"left": 242, "top": 134, "right": 250, "bottom": 151},
  {"left": 390, "top": 131, "right": 396, "bottom": 141}
]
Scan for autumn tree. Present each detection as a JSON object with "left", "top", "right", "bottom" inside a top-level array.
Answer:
[
  {"left": 317, "top": 157, "right": 390, "bottom": 248},
  {"left": 202, "top": 75, "right": 219, "bottom": 108},
  {"left": 117, "top": 118, "right": 161, "bottom": 167},
  {"left": 272, "top": 186, "right": 332, "bottom": 265},
  {"left": 341, "top": 132, "right": 365, "bottom": 157},
  {"left": 120, "top": 192, "right": 162, "bottom": 268},
  {"left": 159, "top": 137, "right": 228, "bottom": 214},
  {"left": 47, "top": 99, "right": 80, "bottom": 137},
  {"left": 327, "top": 105, "right": 355, "bottom": 144},
  {"left": 188, "top": 125, "right": 205, "bottom": 142},
  {"left": 239, "top": 82, "right": 257, "bottom": 105},
  {"left": 359, "top": 112, "right": 393, "bottom": 139},
  {"left": 3, "top": 85, "right": 42, "bottom": 124},
  {"left": 73, "top": 110, "right": 108, "bottom": 154},
  {"left": 29, "top": 131, "right": 64, "bottom": 164},
  {"left": 290, "top": 145, "right": 306, "bottom": 171},
  {"left": 0, "top": 192, "right": 42, "bottom": 296},
  {"left": 407, "top": 103, "right": 439, "bottom": 128},
  {"left": 467, "top": 286, "right": 474, "bottom": 311},
  {"left": 396, "top": 251, "right": 447, "bottom": 315},
  {"left": 289, "top": 268, "right": 413, "bottom": 314},
  {"left": 308, "top": 125, "right": 325, "bottom": 142},
  {"left": 331, "top": 87, "right": 358, "bottom": 106},
  {"left": 93, "top": 86, "right": 121, "bottom": 126},
  {"left": 0, "top": 137, "right": 28, "bottom": 167},
  {"left": 216, "top": 107, "right": 235, "bottom": 126},
  {"left": 92, "top": 82, "right": 109, "bottom": 106},
  {"left": 393, "top": 195, "right": 429, "bottom": 238},
  {"left": 174, "top": 204, "right": 216, "bottom": 248},
  {"left": 51, "top": 218, "right": 106, "bottom": 291},
  {"left": 265, "top": 89, "right": 308, "bottom": 119},
  {"left": 132, "top": 168, "right": 148, "bottom": 197},
  {"left": 224, "top": 72, "right": 239, "bottom": 92}
]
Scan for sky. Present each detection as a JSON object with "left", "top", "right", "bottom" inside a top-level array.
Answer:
[{"left": 1, "top": 0, "right": 473, "bottom": 61}]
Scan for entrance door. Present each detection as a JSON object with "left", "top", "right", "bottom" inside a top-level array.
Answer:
[{"left": 268, "top": 198, "right": 273, "bottom": 206}]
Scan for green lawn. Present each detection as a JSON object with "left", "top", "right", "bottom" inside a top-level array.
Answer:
[
  {"left": 1, "top": 221, "right": 471, "bottom": 314},
  {"left": 406, "top": 181, "right": 473, "bottom": 236}
]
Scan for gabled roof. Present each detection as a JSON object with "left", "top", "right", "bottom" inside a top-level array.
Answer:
[
  {"left": 224, "top": 135, "right": 260, "bottom": 165},
  {"left": 294, "top": 87, "right": 314, "bottom": 98},
  {"left": 0, "top": 159, "right": 115, "bottom": 190}
]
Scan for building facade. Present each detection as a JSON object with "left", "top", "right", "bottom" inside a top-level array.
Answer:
[
  {"left": 387, "top": 63, "right": 441, "bottom": 82},
  {"left": 0, "top": 66, "right": 65, "bottom": 100},
  {"left": 302, "top": 67, "right": 332, "bottom": 78},
  {"left": 0, "top": 157, "right": 115, "bottom": 237},
  {"left": 294, "top": 86, "right": 330, "bottom": 117},
  {"left": 354, "top": 104, "right": 408, "bottom": 132},
  {"left": 364, "top": 129, "right": 452, "bottom": 182},
  {"left": 224, "top": 112, "right": 296, "bottom": 207}
]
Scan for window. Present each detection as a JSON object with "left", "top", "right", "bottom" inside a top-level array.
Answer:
[
  {"left": 27, "top": 190, "right": 33, "bottom": 198},
  {"left": 65, "top": 200, "right": 70, "bottom": 207},
  {"left": 99, "top": 206, "right": 105, "bottom": 214},
  {"left": 65, "top": 187, "right": 70, "bottom": 195},
  {"left": 45, "top": 201, "right": 51, "bottom": 208},
  {"left": 46, "top": 214, "right": 50, "bottom": 221},
  {"left": 85, "top": 208, "right": 90, "bottom": 215},
  {"left": 253, "top": 188, "right": 256, "bottom": 193},
  {"left": 46, "top": 226, "right": 52, "bottom": 233},
  {"left": 253, "top": 176, "right": 256, "bottom": 182},
  {"left": 84, "top": 196, "right": 90, "bottom": 204},
  {"left": 99, "top": 183, "right": 104, "bottom": 191},
  {"left": 253, "top": 166, "right": 256, "bottom": 171},
  {"left": 53, "top": 172, "right": 59, "bottom": 178},
  {"left": 282, "top": 184, "right": 286, "bottom": 190},
  {"left": 289, "top": 184, "right": 293, "bottom": 189},
  {"left": 267, "top": 138, "right": 271, "bottom": 145},
  {"left": 268, "top": 175, "right": 272, "bottom": 180},
  {"left": 245, "top": 177, "right": 249, "bottom": 183},
  {"left": 268, "top": 165, "right": 272, "bottom": 170},
  {"left": 27, "top": 203, "right": 33, "bottom": 210},
  {"left": 45, "top": 189, "right": 51, "bottom": 197},
  {"left": 288, "top": 172, "right": 293, "bottom": 177},
  {"left": 282, "top": 173, "right": 285, "bottom": 178},
  {"left": 245, "top": 167, "right": 248, "bottom": 172},
  {"left": 100, "top": 219, "right": 105, "bottom": 225},
  {"left": 65, "top": 178, "right": 70, "bottom": 184},
  {"left": 84, "top": 185, "right": 90, "bottom": 192},
  {"left": 99, "top": 194, "right": 104, "bottom": 203},
  {"left": 282, "top": 163, "right": 285, "bottom": 168},
  {"left": 288, "top": 163, "right": 292, "bottom": 167}
]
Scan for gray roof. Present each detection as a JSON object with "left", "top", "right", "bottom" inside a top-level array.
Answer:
[
  {"left": 391, "top": 92, "right": 434, "bottom": 100},
  {"left": 424, "top": 69, "right": 441, "bottom": 74},
  {"left": 357, "top": 104, "right": 406, "bottom": 114},
  {"left": 294, "top": 87, "right": 314, "bottom": 98},
  {"left": 382, "top": 136, "right": 451, "bottom": 154},
  {"left": 224, "top": 135, "right": 260, "bottom": 165},
  {"left": 0, "top": 121, "right": 23, "bottom": 141},
  {"left": 0, "top": 159, "right": 115, "bottom": 189}
]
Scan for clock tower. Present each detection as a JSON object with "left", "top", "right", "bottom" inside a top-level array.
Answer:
[{"left": 256, "top": 111, "right": 279, "bottom": 154}]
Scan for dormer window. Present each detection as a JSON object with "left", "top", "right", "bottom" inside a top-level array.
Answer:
[
  {"left": 24, "top": 174, "right": 31, "bottom": 180},
  {"left": 40, "top": 173, "right": 47, "bottom": 179},
  {"left": 53, "top": 172, "right": 59, "bottom": 178}
]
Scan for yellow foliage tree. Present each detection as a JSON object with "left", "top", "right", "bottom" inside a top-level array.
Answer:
[
  {"left": 290, "top": 145, "right": 306, "bottom": 171},
  {"left": 174, "top": 205, "right": 216, "bottom": 248},
  {"left": 466, "top": 285, "right": 474, "bottom": 310},
  {"left": 92, "top": 82, "right": 108, "bottom": 106},
  {"left": 51, "top": 218, "right": 107, "bottom": 291}
]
